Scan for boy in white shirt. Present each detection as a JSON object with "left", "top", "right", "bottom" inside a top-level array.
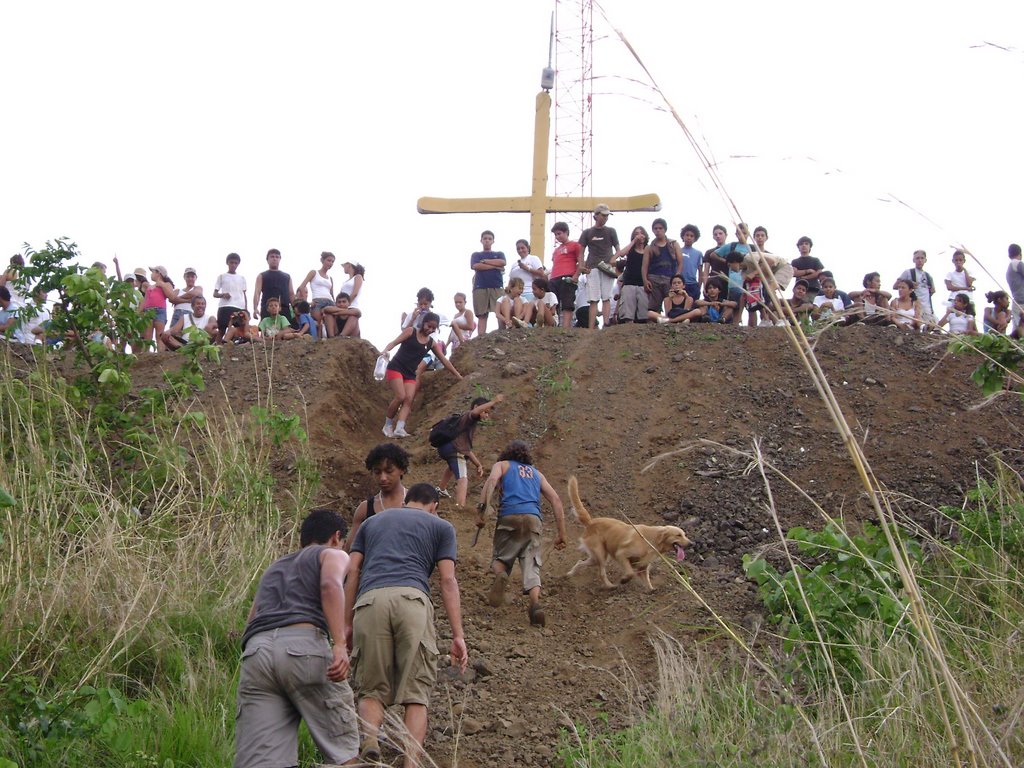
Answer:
[{"left": 212, "top": 253, "right": 247, "bottom": 343}]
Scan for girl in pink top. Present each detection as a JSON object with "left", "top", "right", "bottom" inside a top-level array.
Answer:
[{"left": 142, "top": 266, "right": 176, "bottom": 351}]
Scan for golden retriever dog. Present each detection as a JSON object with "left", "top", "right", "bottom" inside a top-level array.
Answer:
[{"left": 565, "top": 476, "right": 690, "bottom": 590}]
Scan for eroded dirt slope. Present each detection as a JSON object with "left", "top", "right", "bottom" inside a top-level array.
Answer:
[{"left": 129, "top": 324, "right": 1023, "bottom": 766}]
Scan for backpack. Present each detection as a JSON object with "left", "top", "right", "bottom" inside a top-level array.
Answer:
[{"left": 428, "top": 413, "right": 463, "bottom": 447}]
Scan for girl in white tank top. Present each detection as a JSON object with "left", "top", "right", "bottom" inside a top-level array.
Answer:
[{"left": 889, "top": 279, "right": 921, "bottom": 330}]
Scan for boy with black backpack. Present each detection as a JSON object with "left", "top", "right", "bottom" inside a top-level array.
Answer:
[{"left": 432, "top": 394, "right": 504, "bottom": 507}]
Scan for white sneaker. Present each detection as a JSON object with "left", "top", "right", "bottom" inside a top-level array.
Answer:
[
  {"left": 382, "top": 424, "right": 395, "bottom": 438},
  {"left": 393, "top": 427, "right": 411, "bottom": 438}
]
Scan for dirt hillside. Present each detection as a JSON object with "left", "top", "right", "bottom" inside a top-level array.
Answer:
[{"left": 133, "top": 324, "right": 1024, "bottom": 767}]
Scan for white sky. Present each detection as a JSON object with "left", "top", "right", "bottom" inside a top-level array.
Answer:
[{"left": 3, "top": 1, "right": 1022, "bottom": 349}]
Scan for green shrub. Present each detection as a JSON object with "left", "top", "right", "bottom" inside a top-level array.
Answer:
[
  {"left": 0, "top": 240, "right": 317, "bottom": 767},
  {"left": 743, "top": 522, "right": 921, "bottom": 685},
  {"left": 949, "top": 333, "right": 1024, "bottom": 398}
]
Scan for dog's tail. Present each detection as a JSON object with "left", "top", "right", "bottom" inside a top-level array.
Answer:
[{"left": 567, "top": 476, "right": 592, "bottom": 525}]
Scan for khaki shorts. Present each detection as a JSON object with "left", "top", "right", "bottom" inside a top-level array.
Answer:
[
  {"left": 492, "top": 513, "right": 544, "bottom": 592},
  {"left": 234, "top": 626, "right": 359, "bottom": 768},
  {"left": 352, "top": 587, "right": 439, "bottom": 707},
  {"left": 617, "top": 284, "right": 648, "bottom": 322},
  {"left": 473, "top": 287, "right": 503, "bottom": 317}
]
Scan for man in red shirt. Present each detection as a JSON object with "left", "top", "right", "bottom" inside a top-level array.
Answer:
[{"left": 548, "top": 221, "right": 583, "bottom": 328}]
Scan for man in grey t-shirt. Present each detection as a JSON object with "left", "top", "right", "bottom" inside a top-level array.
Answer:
[
  {"left": 1007, "top": 243, "right": 1024, "bottom": 334},
  {"left": 234, "top": 509, "right": 359, "bottom": 767},
  {"left": 345, "top": 483, "right": 468, "bottom": 767},
  {"left": 579, "top": 204, "right": 621, "bottom": 329}
]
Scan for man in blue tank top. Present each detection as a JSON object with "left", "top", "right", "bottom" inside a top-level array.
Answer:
[
  {"left": 234, "top": 508, "right": 359, "bottom": 767},
  {"left": 475, "top": 440, "right": 567, "bottom": 628}
]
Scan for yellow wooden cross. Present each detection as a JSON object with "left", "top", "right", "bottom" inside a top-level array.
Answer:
[{"left": 418, "top": 91, "right": 660, "bottom": 261}]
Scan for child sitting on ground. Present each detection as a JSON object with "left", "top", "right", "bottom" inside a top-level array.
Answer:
[
  {"left": 223, "top": 308, "right": 258, "bottom": 344},
  {"left": 434, "top": 394, "right": 504, "bottom": 507},
  {"left": 677, "top": 278, "right": 736, "bottom": 323},
  {"left": 520, "top": 278, "right": 558, "bottom": 327},
  {"left": 447, "top": 292, "right": 477, "bottom": 350},
  {"left": 660, "top": 274, "right": 694, "bottom": 323},
  {"left": 496, "top": 277, "right": 526, "bottom": 329},
  {"left": 292, "top": 300, "right": 317, "bottom": 340},
  {"left": 983, "top": 291, "right": 1011, "bottom": 334},
  {"left": 811, "top": 277, "right": 846, "bottom": 322},
  {"left": 323, "top": 292, "right": 361, "bottom": 338},
  {"left": 937, "top": 293, "right": 978, "bottom": 335},
  {"left": 785, "top": 279, "right": 816, "bottom": 324},
  {"left": 258, "top": 296, "right": 304, "bottom": 341},
  {"left": 846, "top": 272, "right": 891, "bottom": 325}
]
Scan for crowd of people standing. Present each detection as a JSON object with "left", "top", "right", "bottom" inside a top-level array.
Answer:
[
  {"left": 2, "top": 209, "right": 1022, "bottom": 352},
  {"left": 464, "top": 206, "right": 1024, "bottom": 337},
  {"left": 0, "top": 249, "right": 367, "bottom": 351}
]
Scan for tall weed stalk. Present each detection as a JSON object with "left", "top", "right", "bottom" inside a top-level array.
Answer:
[{"left": 0, "top": 352, "right": 315, "bottom": 767}]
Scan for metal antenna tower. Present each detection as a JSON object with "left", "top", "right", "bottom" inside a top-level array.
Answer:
[{"left": 553, "top": 0, "right": 594, "bottom": 236}]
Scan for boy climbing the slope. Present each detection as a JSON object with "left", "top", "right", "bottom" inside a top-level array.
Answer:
[{"left": 433, "top": 394, "right": 504, "bottom": 508}]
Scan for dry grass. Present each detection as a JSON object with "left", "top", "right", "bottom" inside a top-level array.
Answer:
[{"left": 0, "top": 353, "right": 315, "bottom": 765}]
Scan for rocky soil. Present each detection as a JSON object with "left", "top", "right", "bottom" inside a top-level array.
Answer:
[{"left": 128, "top": 322, "right": 1023, "bottom": 766}]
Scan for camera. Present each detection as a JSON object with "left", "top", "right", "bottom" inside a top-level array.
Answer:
[{"left": 231, "top": 312, "right": 245, "bottom": 328}]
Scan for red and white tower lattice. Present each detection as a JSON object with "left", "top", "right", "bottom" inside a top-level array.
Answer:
[{"left": 552, "top": 0, "right": 594, "bottom": 236}]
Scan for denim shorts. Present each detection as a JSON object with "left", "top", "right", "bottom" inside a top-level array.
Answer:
[
  {"left": 169, "top": 308, "right": 191, "bottom": 329},
  {"left": 148, "top": 307, "right": 167, "bottom": 324},
  {"left": 438, "top": 442, "right": 467, "bottom": 479}
]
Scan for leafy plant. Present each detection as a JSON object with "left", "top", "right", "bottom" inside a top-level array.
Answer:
[
  {"left": 3, "top": 677, "right": 151, "bottom": 766},
  {"left": 743, "top": 521, "right": 921, "bottom": 685},
  {"left": 536, "top": 359, "right": 573, "bottom": 395},
  {"left": 8, "top": 240, "right": 225, "bottom": 501},
  {"left": 949, "top": 478, "right": 1024, "bottom": 560},
  {"left": 17, "top": 239, "right": 149, "bottom": 395},
  {"left": 471, "top": 382, "right": 494, "bottom": 401},
  {"left": 949, "top": 332, "right": 1024, "bottom": 397},
  {"left": 250, "top": 406, "right": 307, "bottom": 446}
]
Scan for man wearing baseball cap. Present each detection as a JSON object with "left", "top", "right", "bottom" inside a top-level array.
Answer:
[{"left": 579, "top": 204, "right": 620, "bottom": 329}]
